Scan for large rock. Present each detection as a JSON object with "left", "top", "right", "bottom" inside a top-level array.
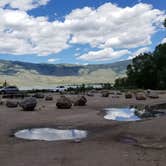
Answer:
[
  {"left": 125, "top": 92, "right": 133, "bottom": 99},
  {"left": 45, "top": 95, "right": 53, "bottom": 101},
  {"left": 135, "top": 105, "right": 164, "bottom": 118},
  {"left": 102, "top": 91, "right": 109, "bottom": 97},
  {"left": 135, "top": 92, "right": 146, "bottom": 100},
  {"left": 87, "top": 92, "right": 94, "bottom": 97},
  {"left": 74, "top": 96, "right": 87, "bottom": 106},
  {"left": 147, "top": 92, "right": 159, "bottom": 99},
  {"left": 19, "top": 97, "right": 37, "bottom": 111},
  {"left": 6, "top": 100, "right": 18, "bottom": 108},
  {"left": 56, "top": 96, "right": 72, "bottom": 109},
  {"left": 33, "top": 93, "right": 44, "bottom": 99}
]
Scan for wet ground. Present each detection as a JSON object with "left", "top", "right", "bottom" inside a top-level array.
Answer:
[{"left": 0, "top": 92, "right": 166, "bottom": 166}]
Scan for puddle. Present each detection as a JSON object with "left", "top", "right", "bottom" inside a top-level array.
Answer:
[
  {"left": 119, "top": 136, "right": 138, "bottom": 144},
  {"left": 14, "top": 128, "right": 87, "bottom": 141},
  {"left": 103, "top": 108, "right": 141, "bottom": 121}
]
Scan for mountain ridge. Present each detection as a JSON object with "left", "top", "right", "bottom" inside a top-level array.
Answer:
[{"left": 0, "top": 59, "right": 131, "bottom": 87}]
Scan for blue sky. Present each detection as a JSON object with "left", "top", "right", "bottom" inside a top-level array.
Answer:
[{"left": 0, "top": 0, "right": 165, "bottom": 64}]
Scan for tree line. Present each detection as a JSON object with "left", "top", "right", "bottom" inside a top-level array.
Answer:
[{"left": 114, "top": 19, "right": 166, "bottom": 90}]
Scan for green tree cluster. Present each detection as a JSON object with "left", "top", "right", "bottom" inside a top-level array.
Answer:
[{"left": 114, "top": 19, "right": 166, "bottom": 89}]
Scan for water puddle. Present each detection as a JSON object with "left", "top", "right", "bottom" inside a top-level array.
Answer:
[
  {"left": 119, "top": 136, "right": 138, "bottom": 145},
  {"left": 103, "top": 108, "right": 141, "bottom": 121},
  {"left": 14, "top": 128, "right": 87, "bottom": 141}
]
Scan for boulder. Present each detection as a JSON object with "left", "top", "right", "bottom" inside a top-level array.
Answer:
[
  {"left": 6, "top": 100, "right": 18, "bottom": 108},
  {"left": 102, "top": 91, "right": 109, "bottom": 97},
  {"left": 19, "top": 97, "right": 37, "bottom": 111},
  {"left": 134, "top": 105, "right": 164, "bottom": 118},
  {"left": 45, "top": 95, "right": 53, "bottom": 101},
  {"left": 135, "top": 92, "right": 146, "bottom": 100},
  {"left": 147, "top": 92, "right": 159, "bottom": 99},
  {"left": 87, "top": 92, "right": 94, "bottom": 97},
  {"left": 56, "top": 96, "right": 72, "bottom": 109},
  {"left": 125, "top": 92, "right": 132, "bottom": 99},
  {"left": 33, "top": 93, "right": 44, "bottom": 99},
  {"left": 74, "top": 96, "right": 87, "bottom": 106}
]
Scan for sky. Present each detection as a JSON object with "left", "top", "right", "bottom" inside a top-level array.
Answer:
[{"left": 0, "top": 0, "right": 165, "bottom": 64}]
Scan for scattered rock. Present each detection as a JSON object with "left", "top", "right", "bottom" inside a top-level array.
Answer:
[
  {"left": 116, "top": 91, "right": 122, "bottom": 95},
  {"left": 147, "top": 92, "right": 159, "bottom": 99},
  {"left": 135, "top": 105, "right": 165, "bottom": 118},
  {"left": 135, "top": 92, "right": 146, "bottom": 100},
  {"left": 74, "top": 96, "right": 87, "bottom": 106},
  {"left": 125, "top": 92, "right": 133, "bottom": 99},
  {"left": 56, "top": 96, "right": 72, "bottom": 109},
  {"left": 19, "top": 97, "right": 37, "bottom": 111},
  {"left": 102, "top": 91, "right": 109, "bottom": 97},
  {"left": 6, "top": 100, "right": 18, "bottom": 108},
  {"left": 45, "top": 95, "right": 53, "bottom": 101},
  {"left": 33, "top": 93, "right": 44, "bottom": 99},
  {"left": 87, "top": 92, "right": 94, "bottom": 97}
]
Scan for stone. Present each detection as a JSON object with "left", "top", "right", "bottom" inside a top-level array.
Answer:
[
  {"left": 19, "top": 97, "right": 37, "bottom": 111},
  {"left": 6, "top": 100, "right": 18, "bottom": 108},
  {"left": 102, "top": 91, "right": 109, "bottom": 97},
  {"left": 33, "top": 93, "right": 44, "bottom": 99},
  {"left": 56, "top": 96, "right": 72, "bottom": 109},
  {"left": 135, "top": 92, "right": 146, "bottom": 100},
  {"left": 125, "top": 92, "right": 132, "bottom": 99},
  {"left": 45, "top": 95, "right": 53, "bottom": 101},
  {"left": 74, "top": 96, "right": 87, "bottom": 106}
]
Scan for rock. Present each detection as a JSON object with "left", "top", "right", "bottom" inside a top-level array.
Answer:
[
  {"left": 134, "top": 105, "right": 163, "bottom": 118},
  {"left": 135, "top": 92, "right": 146, "bottom": 100},
  {"left": 116, "top": 91, "right": 122, "bottom": 95},
  {"left": 19, "top": 97, "right": 37, "bottom": 111},
  {"left": 102, "top": 91, "right": 109, "bottom": 97},
  {"left": 87, "top": 92, "right": 94, "bottom": 97},
  {"left": 74, "top": 96, "right": 87, "bottom": 106},
  {"left": 56, "top": 96, "right": 72, "bottom": 109},
  {"left": 33, "top": 93, "right": 44, "bottom": 99},
  {"left": 125, "top": 92, "right": 132, "bottom": 99},
  {"left": 45, "top": 95, "right": 53, "bottom": 101},
  {"left": 6, "top": 100, "right": 18, "bottom": 108},
  {"left": 147, "top": 92, "right": 159, "bottom": 99},
  {"left": 112, "top": 95, "right": 120, "bottom": 98}
]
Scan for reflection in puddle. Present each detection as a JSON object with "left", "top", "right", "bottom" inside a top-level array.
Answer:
[
  {"left": 119, "top": 136, "right": 138, "bottom": 144},
  {"left": 15, "top": 128, "right": 87, "bottom": 141},
  {"left": 104, "top": 108, "right": 141, "bottom": 121}
]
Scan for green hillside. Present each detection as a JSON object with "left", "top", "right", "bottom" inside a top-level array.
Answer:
[{"left": 0, "top": 59, "right": 131, "bottom": 87}]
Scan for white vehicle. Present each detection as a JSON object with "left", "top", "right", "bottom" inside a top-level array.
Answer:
[{"left": 54, "top": 86, "right": 68, "bottom": 92}]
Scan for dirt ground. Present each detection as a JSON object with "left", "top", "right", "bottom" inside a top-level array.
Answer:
[{"left": 0, "top": 92, "right": 166, "bottom": 166}]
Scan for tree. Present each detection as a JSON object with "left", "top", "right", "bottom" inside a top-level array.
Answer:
[
  {"left": 154, "top": 43, "right": 166, "bottom": 89},
  {"left": 126, "top": 53, "right": 157, "bottom": 89}
]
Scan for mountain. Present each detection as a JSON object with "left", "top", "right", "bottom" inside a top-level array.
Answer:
[{"left": 0, "top": 59, "right": 131, "bottom": 88}]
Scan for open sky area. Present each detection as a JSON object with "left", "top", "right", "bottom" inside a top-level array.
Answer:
[{"left": 0, "top": 0, "right": 165, "bottom": 64}]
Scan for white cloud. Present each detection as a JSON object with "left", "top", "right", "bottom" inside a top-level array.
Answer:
[
  {"left": 0, "top": 0, "right": 50, "bottom": 11},
  {"left": 66, "top": 3, "right": 165, "bottom": 50},
  {"left": 161, "top": 38, "right": 166, "bottom": 44},
  {"left": 0, "top": 9, "right": 70, "bottom": 55},
  {"left": 48, "top": 58, "right": 59, "bottom": 63},
  {"left": 0, "top": 2, "right": 165, "bottom": 62},
  {"left": 78, "top": 48, "right": 131, "bottom": 61},
  {"left": 128, "top": 47, "right": 150, "bottom": 59}
]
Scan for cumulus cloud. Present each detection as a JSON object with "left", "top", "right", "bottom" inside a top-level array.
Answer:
[
  {"left": 0, "top": 0, "right": 50, "bottom": 11},
  {"left": 78, "top": 48, "right": 131, "bottom": 61},
  {"left": 67, "top": 3, "right": 165, "bottom": 49},
  {"left": 161, "top": 38, "right": 166, "bottom": 44},
  {"left": 0, "top": 2, "right": 165, "bottom": 61},
  {"left": 48, "top": 58, "right": 59, "bottom": 63},
  {"left": 0, "top": 9, "right": 70, "bottom": 55},
  {"left": 128, "top": 47, "right": 150, "bottom": 59}
]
